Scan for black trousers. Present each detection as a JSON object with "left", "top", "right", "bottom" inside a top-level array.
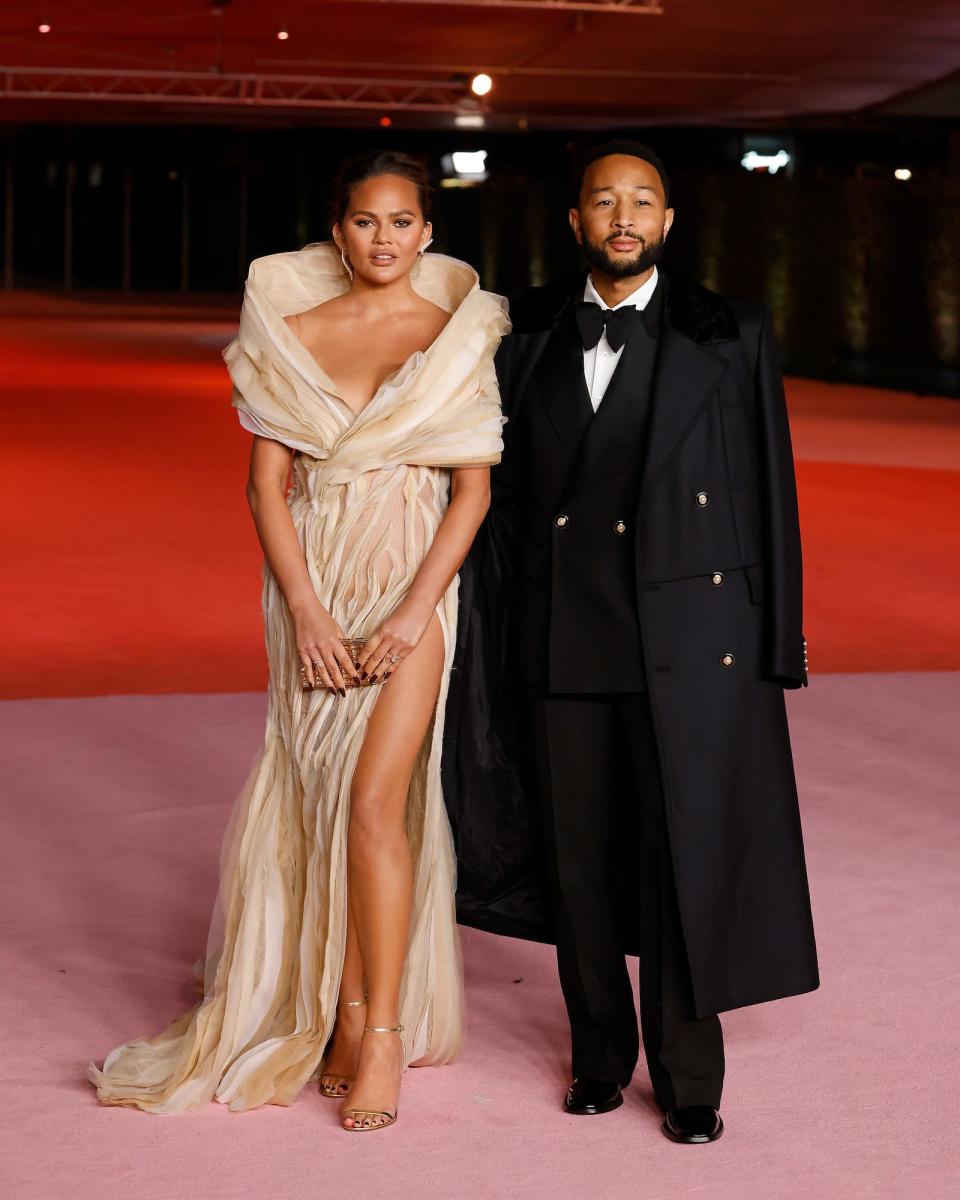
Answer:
[{"left": 526, "top": 688, "right": 725, "bottom": 1110}]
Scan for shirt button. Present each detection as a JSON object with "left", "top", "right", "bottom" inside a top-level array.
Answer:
[
  {"left": 696, "top": 491, "right": 709, "bottom": 507},
  {"left": 720, "top": 653, "right": 735, "bottom": 667},
  {"left": 711, "top": 572, "right": 724, "bottom": 585},
  {"left": 614, "top": 520, "right": 627, "bottom": 535},
  {"left": 555, "top": 514, "right": 569, "bottom": 528}
]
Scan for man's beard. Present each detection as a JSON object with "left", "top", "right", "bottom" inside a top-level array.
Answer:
[{"left": 582, "top": 230, "right": 666, "bottom": 278}]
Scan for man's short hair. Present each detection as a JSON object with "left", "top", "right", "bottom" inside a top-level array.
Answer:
[{"left": 575, "top": 140, "right": 671, "bottom": 207}]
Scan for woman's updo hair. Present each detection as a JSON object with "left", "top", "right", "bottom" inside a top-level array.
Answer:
[{"left": 330, "top": 151, "right": 434, "bottom": 227}]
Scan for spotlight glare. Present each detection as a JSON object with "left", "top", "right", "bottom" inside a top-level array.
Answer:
[
  {"left": 379, "top": 115, "right": 392, "bottom": 128},
  {"left": 741, "top": 149, "right": 791, "bottom": 175},
  {"left": 277, "top": 29, "right": 289, "bottom": 41},
  {"left": 451, "top": 150, "right": 488, "bottom": 177},
  {"left": 470, "top": 73, "right": 493, "bottom": 97},
  {"left": 894, "top": 167, "right": 912, "bottom": 181},
  {"left": 38, "top": 23, "right": 51, "bottom": 33}
]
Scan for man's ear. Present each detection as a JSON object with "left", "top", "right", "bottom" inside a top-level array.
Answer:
[
  {"left": 568, "top": 207, "right": 583, "bottom": 245},
  {"left": 663, "top": 208, "right": 675, "bottom": 239}
]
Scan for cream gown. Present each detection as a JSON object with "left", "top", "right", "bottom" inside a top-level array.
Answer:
[{"left": 87, "top": 242, "right": 509, "bottom": 1113}]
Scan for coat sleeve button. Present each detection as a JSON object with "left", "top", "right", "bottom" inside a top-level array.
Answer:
[
  {"left": 614, "top": 519, "right": 627, "bottom": 535},
  {"left": 696, "top": 491, "right": 709, "bottom": 507},
  {"left": 720, "top": 652, "right": 735, "bottom": 667},
  {"left": 555, "top": 514, "right": 569, "bottom": 528},
  {"left": 711, "top": 571, "right": 724, "bottom": 585}
]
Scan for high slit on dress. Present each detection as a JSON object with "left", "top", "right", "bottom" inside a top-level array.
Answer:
[{"left": 87, "top": 242, "right": 509, "bottom": 1113}]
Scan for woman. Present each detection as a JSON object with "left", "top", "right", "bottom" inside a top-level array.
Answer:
[{"left": 88, "top": 151, "right": 509, "bottom": 1130}]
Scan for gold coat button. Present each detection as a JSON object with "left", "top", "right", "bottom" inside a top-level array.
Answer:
[
  {"left": 614, "top": 519, "right": 627, "bottom": 535},
  {"left": 696, "top": 491, "right": 709, "bottom": 507},
  {"left": 711, "top": 572, "right": 724, "bottom": 585},
  {"left": 555, "top": 514, "right": 569, "bottom": 528},
  {"left": 720, "top": 652, "right": 735, "bottom": 667}
]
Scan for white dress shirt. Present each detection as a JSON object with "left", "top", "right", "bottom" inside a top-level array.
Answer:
[{"left": 582, "top": 267, "right": 659, "bottom": 411}]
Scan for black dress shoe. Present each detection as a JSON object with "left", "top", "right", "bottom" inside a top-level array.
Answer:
[
  {"left": 662, "top": 1105, "right": 724, "bottom": 1144},
  {"left": 564, "top": 1078, "right": 623, "bottom": 1115}
]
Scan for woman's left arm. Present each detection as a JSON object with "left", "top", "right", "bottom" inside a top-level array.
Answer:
[{"left": 358, "top": 466, "right": 491, "bottom": 680}]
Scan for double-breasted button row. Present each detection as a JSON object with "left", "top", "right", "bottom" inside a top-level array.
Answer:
[{"left": 554, "top": 514, "right": 629, "bottom": 535}]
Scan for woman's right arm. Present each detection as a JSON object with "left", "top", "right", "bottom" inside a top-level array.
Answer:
[{"left": 245, "top": 435, "right": 359, "bottom": 692}]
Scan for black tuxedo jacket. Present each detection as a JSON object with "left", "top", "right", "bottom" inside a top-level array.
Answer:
[{"left": 514, "top": 283, "right": 663, "bottom": 691}]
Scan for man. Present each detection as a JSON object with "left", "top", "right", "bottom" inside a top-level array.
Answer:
[{"left": 443, "top": 140, "right": 818, "bottom": 1144}]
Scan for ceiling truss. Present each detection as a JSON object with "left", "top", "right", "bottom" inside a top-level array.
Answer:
[
  {"left": 357, "top": 0, "right": 662, "bottom": 11},
  {"left": 0, "top": 67, "right": 471, "bottom": 113}
]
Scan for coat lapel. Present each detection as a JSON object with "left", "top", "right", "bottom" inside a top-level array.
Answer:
[
  {"left": 530, "top": 302, "right": 594, "bottom": 454},
  {"left": 637, "top": 326, "right": 728, "bottom": 506}
]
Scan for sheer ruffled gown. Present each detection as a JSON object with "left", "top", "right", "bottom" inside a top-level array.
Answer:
[{"left": 87, "top": 242, "right": 509, "bottom": 1113}]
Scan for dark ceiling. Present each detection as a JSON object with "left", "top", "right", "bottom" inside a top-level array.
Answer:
[{"left": 2, "top": 1, "right": 959, "bottom": 129}]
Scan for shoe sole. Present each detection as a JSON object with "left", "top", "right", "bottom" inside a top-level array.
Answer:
[
  {"left": 661, "top": 1115, "right": 724, "bottom": 1144},
  {"left": 564, "top": 1092, "right": 624, "bottom": 1116}
]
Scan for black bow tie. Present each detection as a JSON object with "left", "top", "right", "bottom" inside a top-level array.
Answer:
[{"left": 574, "top": 301, "right": 640, "bottom": 353}]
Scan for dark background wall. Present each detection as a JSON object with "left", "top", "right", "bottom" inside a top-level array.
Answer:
[{"left": 1, "top": 122, "right": 957, "bottom": 394}]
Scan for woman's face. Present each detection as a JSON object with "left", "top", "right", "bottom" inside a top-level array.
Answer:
[{"left": 334, "top": 174, "right": 431, "bottom": 285}]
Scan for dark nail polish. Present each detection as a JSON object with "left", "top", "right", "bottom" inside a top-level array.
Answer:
[{"left": 339, "top": 688, "right": 346, "bottom": 697}]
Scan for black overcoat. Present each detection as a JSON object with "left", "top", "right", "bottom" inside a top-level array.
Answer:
[{"left": 441, "top": 269, "right": 820, "bottom": 1019}]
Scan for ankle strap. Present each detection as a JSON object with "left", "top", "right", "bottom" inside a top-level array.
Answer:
[
  {"left": 340, "top": 997, "right": 367, "bottom": 1008},
  {"left": 364, "top": 1023, "right": 404, "bottom": 1034}
]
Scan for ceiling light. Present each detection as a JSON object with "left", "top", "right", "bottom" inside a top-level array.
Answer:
[
  {"left": 454, "top": 113, "right": 485, "bottom": 129},
  {"left": 38, "top": 23, "right": 51, "bottom": 33},
  {"left": 470, "top": 73, "right": 493, "bottom": 97},
  {"left": 894, "top": 167, "right": 912, "bottom": 181},
  {"left": 277, "top": 28, "right": 289, "bottom": 41}
]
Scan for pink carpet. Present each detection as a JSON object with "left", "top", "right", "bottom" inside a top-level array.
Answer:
[{"left": 1, "top": 673, "right": 958, "bottom": 1200}]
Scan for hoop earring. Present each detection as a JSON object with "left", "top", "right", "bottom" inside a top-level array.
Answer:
[{"left": 339, "top": 245, "right": 354, "bottom": 280}]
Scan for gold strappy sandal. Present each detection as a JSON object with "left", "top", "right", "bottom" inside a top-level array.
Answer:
[
  {"left": 342, "top": 1023, "right": 405, "bottom": 1132},
  {"left": 319, "top": 997, "right": 367, "bottom": 1099}
]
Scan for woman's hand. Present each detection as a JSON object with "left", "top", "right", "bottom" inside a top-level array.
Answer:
[
  {"left": 359, "top": 596, "right": 435, "bottom": 682},
  {"left": 293, "top": 597, "right": 361, "bottom": 694}
]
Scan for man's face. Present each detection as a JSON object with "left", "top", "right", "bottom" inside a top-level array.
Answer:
[{"left": 569, "top": 154, "right": 674, "bottom": 279}]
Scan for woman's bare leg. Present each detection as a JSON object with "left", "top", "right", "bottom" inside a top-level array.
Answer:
[
  {"left": 341, "top": 612, "right": 445, "bottom": 1129},
  {"left": 320, "top": 900, "right": 366, "bottom": 1094}
]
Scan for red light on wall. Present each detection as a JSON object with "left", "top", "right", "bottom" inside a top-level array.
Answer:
[{"left": 379, "top": 116, "right": 392, "bottom": 128}]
